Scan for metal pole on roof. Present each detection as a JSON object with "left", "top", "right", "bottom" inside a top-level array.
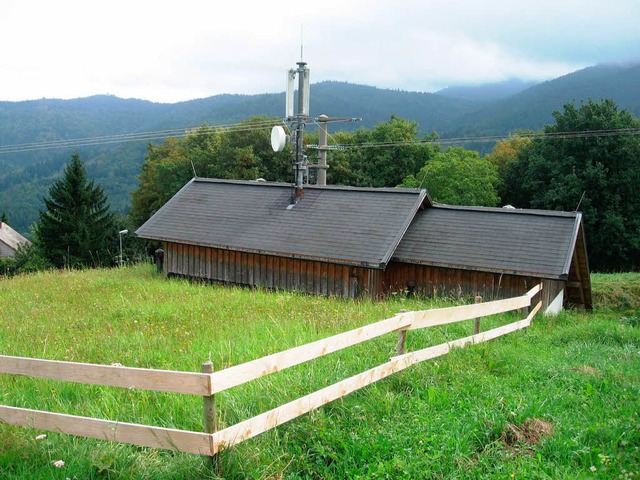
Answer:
[
  {"left": 317, "top": 115, "right": 328, "bottom": 186},
  {"left": 293, "top": 61, "right": 309, "bottom": 200}
]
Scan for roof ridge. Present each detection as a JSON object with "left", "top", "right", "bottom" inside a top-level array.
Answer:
[
  {"left": 432, "top": 203, "right": 579, "bottom": 218},
  {"left": 192, "top": 177, "right": 425, "bottom": 194}
]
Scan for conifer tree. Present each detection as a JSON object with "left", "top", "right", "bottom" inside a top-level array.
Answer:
[{"left": 37, "top": 154, "right": 116, "bottom": 268}]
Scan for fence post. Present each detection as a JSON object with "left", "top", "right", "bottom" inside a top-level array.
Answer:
[
  {"left": 201, "top": 361, "right": 219, "bottom": 471},
  {"left": 473, "top": 296, "right": 483, "bottom": 334},
  {"left": 396, "top": 310, "right": 408, "bottom": 355}
]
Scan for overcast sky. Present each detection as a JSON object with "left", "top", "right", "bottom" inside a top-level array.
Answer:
[{"left": 1, "top": 0, "right": 639, "bottom": 103}]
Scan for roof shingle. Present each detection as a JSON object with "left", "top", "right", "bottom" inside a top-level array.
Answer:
[{"left": 135, "top": 179, "right": 426, "bottom": 268}]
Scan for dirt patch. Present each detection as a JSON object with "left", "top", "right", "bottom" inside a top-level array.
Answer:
[
  {"left": 500, "top": 418, "right": 554, "bottom": 451},
  {"left": 572, "top": 365, "right": 601, "bottom": 375}
]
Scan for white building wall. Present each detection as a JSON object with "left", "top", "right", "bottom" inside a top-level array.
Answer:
[{"left": 545, "top": 288, "right": 564, "bottom": 315}]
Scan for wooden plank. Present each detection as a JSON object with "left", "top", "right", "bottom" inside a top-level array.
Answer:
[
  {"left": 327, "top": 263, "right": 336, "bottom": 296},
  {"left": 209, "top": 350, "right": 414, "bottom": 453},
  {"left": 223, "top": 250, "right": 230, "bottom": 282},
  {"left": 272, "top": 257, "right": 280, "bottom": 289},
  {"left": 393, "top": 300, "right": 542, "bottom": 365},
  {"left": 266, "top": 255, "right": 274, "bottom": 289},
  {"left": 321, "top": 262, "right": 328, "bottom": 296},
  {"left": 204, "top": 247, "right": 210, "bottom": 279},
  {"left": 248, "top": 253, "right": 254, "bottom": 286},
  {"left": 406, "top": 293, "right": 531, "bottom": 331},
  {"left": 306, "top": 260, "right": 314, "bottom": 294},
  {"left": 313, "top": 262, "right": 321, "bottom": 294},
  {"left": 0, "top": 406, "right": 212, "bottom": 456},
  {"left": 207, "top": 301, "right": 543, "bottom": 454},
  {"left": 342, "top": 265, "right": 350, "bottom": 298},
  {"left": 0, "top": 356, "right": 210, "bottom": 396},
  {"left": 206, "top": 312, "right": 413, "bottom": 394},
  {"left": 525, "top": 283, "right": 542, "bottom": 299},
  {"left": 216, "top": 248, "right": 223, "bottom": 281}
]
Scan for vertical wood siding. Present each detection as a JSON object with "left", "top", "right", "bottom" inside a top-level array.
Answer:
[
  {"left": 383, "top": 261, "right": 560, "bottom": 310},
  {"left": 163, "top": 242, "right": 379, "bottom": 298},
  {"left": 163, "top": 242, "right": 561, "bottom": 309}
]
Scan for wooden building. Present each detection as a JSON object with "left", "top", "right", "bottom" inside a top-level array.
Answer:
[
  {"left": 0, "top": 222, "right": 30, "bottom": 259},
  {"left": 136, "top": 178, "right": 592, "bottom": 311}
]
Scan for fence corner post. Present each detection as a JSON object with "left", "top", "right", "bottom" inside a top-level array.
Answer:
[
  {"left": 201, "top": 361, "right": 220, "bottom": 472},
  {"left": 396, "top": 310, "right": 408, "bottom": 355},
  {"left": 473, "top": 296, "right": 483, "bottom": 335}
]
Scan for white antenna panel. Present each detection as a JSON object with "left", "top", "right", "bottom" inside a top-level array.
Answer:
[
  {"left": 286, "top": 70, "right": 295, "bottom": 118},
  {"left": 302, "top": 68, "right": 310, "bottom": 116},
  {"left": 270, "top": 126, "right": 287, "bottom": 152}
]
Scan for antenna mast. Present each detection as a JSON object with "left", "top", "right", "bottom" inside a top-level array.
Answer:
[{"left": 286, "top": 58, "right": 310, "bottom": 203}]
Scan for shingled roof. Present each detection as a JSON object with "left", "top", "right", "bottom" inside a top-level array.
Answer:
[
  {"left": 393, "top": 204, "right": 583, "bottom": 279},
  {"left": 135, "top": 178, "right": 427, "bottom": 268},
  {"left": 0, "top": 222, "right": 31, "bottom": 258}
]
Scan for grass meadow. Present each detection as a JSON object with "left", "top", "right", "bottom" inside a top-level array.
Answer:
[{"left": 0, "top": 264, "right": 638, "bottom": 479}]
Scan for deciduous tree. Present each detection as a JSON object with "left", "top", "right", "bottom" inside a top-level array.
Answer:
[
  {"left": 400, "top": 147, "right": 500, "bottom": 206},
  {"left": 503, "top": 99, "right": 640, "bottom": 271}
]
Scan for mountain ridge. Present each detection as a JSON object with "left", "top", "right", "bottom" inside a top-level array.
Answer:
[{"left": 1, "top": 62, "right": 639, "bottom": 234}]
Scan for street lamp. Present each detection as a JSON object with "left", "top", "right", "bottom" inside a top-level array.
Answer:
[{"left": 118, "top": 229, "right": 128, "bottom": 267}]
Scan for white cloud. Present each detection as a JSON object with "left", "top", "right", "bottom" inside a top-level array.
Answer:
[{"left": 0, "top": 0, "right": 638, "bottom": 102}]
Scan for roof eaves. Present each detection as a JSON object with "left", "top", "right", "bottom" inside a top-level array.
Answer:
[
  {"left": 389, "top": 257, "right": 565, "bottom": 280},
  {"left": 379, "top": 190, "right": 428, "bottom": 268},
  {"left": 562, "top": 212, "right": 582, "bottom": 276},
  {"left": 135, "top": 177, "right": 197, "bottom": 237},
  {"left": 150, "top": 236, "right": 384, "bottom": 269}
]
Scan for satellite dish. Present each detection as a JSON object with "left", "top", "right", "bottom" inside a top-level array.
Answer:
[{"left": 270, "top": 126, "right": 287, "bottom": 152}]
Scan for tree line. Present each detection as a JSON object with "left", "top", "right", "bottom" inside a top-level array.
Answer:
[{"left": 2, "top": 99, "right": 638, "bottom": 275}]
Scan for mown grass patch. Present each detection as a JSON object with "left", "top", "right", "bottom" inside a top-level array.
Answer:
[{"left": 0, "top": 265, "right": 639, "bottom": 479}]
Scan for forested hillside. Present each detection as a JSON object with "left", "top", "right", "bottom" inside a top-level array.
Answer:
[
  {"left": 442, "top": 63, "right": 640, "bottom": 137},
  {"left": 1, "top": 62, "right": 638, "bottom": 234}
]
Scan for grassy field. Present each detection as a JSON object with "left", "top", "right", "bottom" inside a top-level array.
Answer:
[{"left": 0, "top": 265, "right": 638, "bottom": 479}]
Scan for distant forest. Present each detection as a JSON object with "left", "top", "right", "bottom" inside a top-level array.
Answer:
[{"left": 1, "top": 62, "right": 639, "bottom": 235}]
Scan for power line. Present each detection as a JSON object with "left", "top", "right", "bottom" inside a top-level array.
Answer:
[
  {"left": 306, "top": 127, "right": 640, "bottom": 150},
  {"left": 1, "top": 122, "right": 638, "bottom": 157},
  {"left": 0, "top": 119, "right": 280, "bottom": 156}
]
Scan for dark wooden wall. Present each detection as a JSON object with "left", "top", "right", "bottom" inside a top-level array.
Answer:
[
  {"left": 163, "top": 242, "right": 382, "bottom": 298},
  {"left": 383, "top": 261, "right": 564, "bottom": 310},
  {"left": 163, "top": 241, "right": 565, "bottom": 309}
]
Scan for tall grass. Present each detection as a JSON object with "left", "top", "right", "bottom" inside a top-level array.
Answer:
[{"left": 0, "top": 265, "right": 638, "bottom": 479}]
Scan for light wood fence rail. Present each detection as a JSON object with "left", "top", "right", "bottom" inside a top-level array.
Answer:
[{"left": 0, "top": 285, "right": 542, "bottom": 456}]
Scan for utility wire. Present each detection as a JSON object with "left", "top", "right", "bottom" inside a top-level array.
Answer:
[
  {"left": 306, "top": 127, "right": 640, "bottom": 150},
  {"left": 0, "top": 119, "right": 279, "bottom": 155},
  {"left": 1, "top": 122, "right": 639, "bottom": 156}
]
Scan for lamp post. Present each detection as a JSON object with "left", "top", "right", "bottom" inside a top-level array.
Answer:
[{"left": 118, "top": 229, "right": 128, "bottom": 267}]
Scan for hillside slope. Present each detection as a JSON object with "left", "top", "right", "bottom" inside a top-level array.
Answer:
[
  {"left": 443, "top": 63, "right": 640, "bottom": 137},
  {"left": 1, "top": 63, "right": 639, "bottom": 234}
]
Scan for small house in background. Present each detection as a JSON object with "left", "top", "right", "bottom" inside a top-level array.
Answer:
[
  {"left": 135, "top": 178, "right": 592, "bottom": 312},
  {"left": 0, "top": 222, "right": 31, "bottom": 259}
]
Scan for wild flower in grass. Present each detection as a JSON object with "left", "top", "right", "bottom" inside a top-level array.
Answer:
[
  {"left": 53, "top": 460, "right": 65, "bottom": 468},
  {"left": 590, "top": 466, "right": 597, "bottom": 472}
]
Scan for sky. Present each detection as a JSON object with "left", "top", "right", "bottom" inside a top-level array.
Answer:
[{"left": 1, "top": 0, "right": 639, "bottom": 103}]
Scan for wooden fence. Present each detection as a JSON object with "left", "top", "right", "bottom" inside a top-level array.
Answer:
[{"left": 0, "top": 285, "right": 542, "bottom": 457}]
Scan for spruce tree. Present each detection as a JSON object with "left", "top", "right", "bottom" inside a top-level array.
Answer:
[{"left": 37, "top": 154, "right": 116, "bottom": 268}]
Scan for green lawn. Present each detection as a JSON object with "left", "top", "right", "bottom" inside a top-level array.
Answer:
[{"left": 0, "top": 265, "right": 638, "bottom": 479}]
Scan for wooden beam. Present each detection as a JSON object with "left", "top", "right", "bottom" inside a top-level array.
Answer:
[
  {"left": 0, "top": 406, "right": 213, "bottom": 456},
  {"left": 207, "top": 312, "right": 413, "bottom": 394},
  {"left": 393, "top": 301, "right": 542, "bottom": 365},
  {"left": 207, "top": 302, "right": 543, "bottom": 454},
  {"left": 572, "top": 253, "right": 586, "bottom": 306},
  {"left": 0, "top": 356, "right": 210, "bottom": 396},
  {"left": 406, "top": 294, "right": 529, "bottom": 331}
]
